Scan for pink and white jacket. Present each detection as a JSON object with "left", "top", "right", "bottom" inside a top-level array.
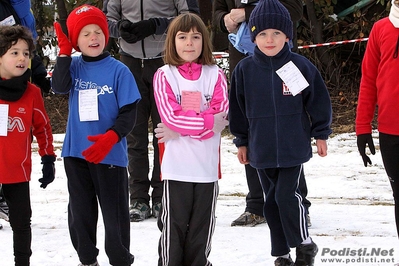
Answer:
[{"left": 153, "top": 62, "right": 229, "bottom": 182}]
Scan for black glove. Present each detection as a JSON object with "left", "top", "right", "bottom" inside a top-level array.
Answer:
[
  {"left": 39, "top": 155, "right": 56, "bottom": 189},
  {"left": 33, "top": 75, "right": 51, "bottom": 94},
  {"left": 357, "top": 134, "right": 376, "bottom": 167},
  {"left": 119, "top": 19, "right": 156, "bottom": 43}
]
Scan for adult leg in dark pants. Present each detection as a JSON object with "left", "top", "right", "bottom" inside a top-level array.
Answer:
[
  {"left": 379, "top": 132, "right": 399, "bottom": 237},
  {"left": 120, "top": 55, "right": 163, "bottom": 222},
  {"left": 2, "top": 182, "right": 32, "bottom": 266},
  {"left": 231, "top": 164, "right": 266, "bottom": 226}
]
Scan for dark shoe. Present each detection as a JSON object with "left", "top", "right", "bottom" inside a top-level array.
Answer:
[
  {"left": 274, "top": 255, "right": 294, "bottom": 266},
  {"left": 152, "top": 202, "right": 161, "bottom": 218},
  {"left": 231, "top": 211, "right": 266, "bottom": 227},
  {"left": 129, "top": 202, "right": 151, "bottom": 222},
  {"left": 295, "top": 238, "right": 318, "bottom": 266},
  {"left": 0, "top": 200, "right": 9, "bottom": 222}
]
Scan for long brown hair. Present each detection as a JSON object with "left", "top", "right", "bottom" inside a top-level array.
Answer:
[{"left": 163, "top": 13, "right": 215, "bottom": 66}]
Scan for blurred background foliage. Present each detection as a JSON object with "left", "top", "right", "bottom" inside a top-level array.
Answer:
[{"left": 33, "top": 0, "right": 390, "bottom": 133}]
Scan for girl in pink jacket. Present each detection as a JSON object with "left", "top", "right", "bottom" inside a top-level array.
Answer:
[{"left": 153, "top": 13, "right": 229, "bottom": 266}]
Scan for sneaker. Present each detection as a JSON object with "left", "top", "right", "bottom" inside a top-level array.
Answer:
[
  {"left": 78, "top": 261, "right": 99, "bottom": 266},
  {"left": 129, "top": 202, "right": 151, "bottom": 222},
  {"left": 231, "top": 211, "right": 266, "bottom": 227},
  {"left": 307, "top": 214, "right": 312, "bottom": 227},
  {"left": 0, "top": 200, "right": 9, "bottom": 222},
  {"left": 274, "top": 255, "right": 294, "bottom": 266},
  {"left": 152, "top": 202, "right": 161, "bottom": 218},
  {"left": 295, "top": 238, "right": 318, "bottom": 266}
]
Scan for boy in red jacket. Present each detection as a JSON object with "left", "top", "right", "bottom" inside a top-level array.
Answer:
[
  {"left": 0, "top": 25, "right": 56, "bottom": 266},
  {"left": 356, "top": 0, "right": 399, "bottom": 238}
]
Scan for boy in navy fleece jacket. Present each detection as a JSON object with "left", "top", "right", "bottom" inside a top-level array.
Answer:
[{"left": 228, "top": 0, "right": 332, "bottom": 265}]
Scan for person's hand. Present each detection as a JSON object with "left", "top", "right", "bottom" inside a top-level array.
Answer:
[
  {"left": 212, "top": 112, "right": 229, "bottom": 133},
  {"left": 154, "top": 123, "right": 180, "bottom": 143},
  {"left": 82, "top": 130, "right": 119, "bottom": 164},
  {"left": 119, "top": 19, "right": 156, "bottom": 43},
  {"left": 54, "top": 22, "right": 72, "bottom": 56},
  {"left": 237, "top": 146, "right": 249, "bottom": 164},
  {"left": 357, "top": 134, "right": 375, "bottom": 167},
  {"left": 316, "top": 139, "right": 327, "bottom": 157},
  {"left": 229, "top": 8, "right": 245, "bottom": 24},
  {"left": 223, "top": 13, "right": 239, "bottom": 33},
  {"left": 39, "top": 155, "right": 56, "bottom": 189}
]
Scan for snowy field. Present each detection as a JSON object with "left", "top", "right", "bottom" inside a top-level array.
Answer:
[{"left": 0, "top": 131, "right": 398, "bottom": 266}]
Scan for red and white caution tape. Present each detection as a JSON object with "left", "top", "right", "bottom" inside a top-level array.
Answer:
[{"left": 298, "top": 38, "right": 369, "bottom": 49}]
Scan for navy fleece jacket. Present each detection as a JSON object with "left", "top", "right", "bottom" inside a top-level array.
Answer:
[{"left": 229, "top": 43, "right": 332, "bottom": 169}]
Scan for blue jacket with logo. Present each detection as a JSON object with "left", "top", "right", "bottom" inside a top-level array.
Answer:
[{"left": 229, "top": 43, "right": 332, "bottom": 169}]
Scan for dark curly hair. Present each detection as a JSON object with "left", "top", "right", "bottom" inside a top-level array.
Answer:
[{"left": 0, "top": 25, "right": 35, "bottom": 58}]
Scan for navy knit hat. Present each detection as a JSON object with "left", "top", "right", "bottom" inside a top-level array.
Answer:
[{"left": 249, "top": 0, "right": 293, "bottom": 42}]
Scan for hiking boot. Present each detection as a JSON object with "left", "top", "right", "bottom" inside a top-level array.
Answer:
[
  {"left": 78, "top": 261, "right": 99, "bottom": 266},
  {"left": 274, "top": 255, "right": 294, "bottom": 266},
  {"left": 129, "top": 202, "right": 151, "bottom": 222},
  {"left": 295, "top": 238, "right": 318, "bottom": 266},
  {"left": 307, "top": 214, "right": 312, "bottom": 227},
  {"left": 0, "top": 200, "right": 9, "bottom": 222},
  {"left": 231, "top": 211, "right": 266, "bottom": 227},
  {"left": 152, "top": 202, "right": 161, "bottom": 219}
]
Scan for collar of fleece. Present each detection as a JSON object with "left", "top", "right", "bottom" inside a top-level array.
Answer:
[
  {"left": 389, "top": 0, "right": 399, "bottom": 28},
  {"left": 0, "top": 69, "right": 31, "bottom": 102}
]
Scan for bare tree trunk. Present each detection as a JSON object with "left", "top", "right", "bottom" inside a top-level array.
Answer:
[
  {"left": 303, "top": 0, "right": 336, "bottom": 83},
  {"left": 55, "top": 0, "right": 69, "bottom": 35},
  {"left": 31, "top": 0, "right": 45, "bottom": 57}
]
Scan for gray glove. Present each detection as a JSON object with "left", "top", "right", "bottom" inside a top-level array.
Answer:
[
  {"left": 154, "top": 123, "right": 180, "bottom": 143},
  {"left": 212, "top": 112, "right": 229, "bottom": 133}
]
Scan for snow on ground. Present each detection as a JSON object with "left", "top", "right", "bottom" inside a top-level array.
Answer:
[{"left": 1, "top": 131, "right": 398, "bottom": 265}]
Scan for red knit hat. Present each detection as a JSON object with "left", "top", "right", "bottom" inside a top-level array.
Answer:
[{"left": 66, "top": 5, "right": 109, "bottom": 52}]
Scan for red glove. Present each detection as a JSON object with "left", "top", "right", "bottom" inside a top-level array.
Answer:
[
  {"left": 54, "top": 22, "right": 72, "bottom": 56},
  {"left": 82, "top": 130, "right": 119, "bottom": 164}
]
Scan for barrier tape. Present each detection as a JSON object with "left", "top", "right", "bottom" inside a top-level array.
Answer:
[
  {"left": 212, "top": 37, "right": 369, "bottom": 59},
  {"left": 213, "top": 52, "right": 229, "bottom": 59},
  {"left": 298, "top": 37, "right": 369, "bottom": 49}
]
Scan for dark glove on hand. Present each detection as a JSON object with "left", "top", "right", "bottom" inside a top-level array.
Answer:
[
  {"left": 82, "top": 130, "right": 119, "bottom": 164},
  {"left": 119, "top": 19, "right": 156, "bottom": 43},
  {"left": 34, "top": 76, "right": 51, "bottom": 94},
  {"left": 39, "top": 155, "right": 56, "bottom": 189},
  {"left": 54, "top": 22, "right": 72, "bottom": 56},
  {"left": 357, "top": 133, "right": 376, "bottom": 167}
]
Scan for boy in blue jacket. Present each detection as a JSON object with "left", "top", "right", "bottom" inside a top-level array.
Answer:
[
  {"left": 228, "top": 0, "right": 332, "bottom": 265},
  {"left": 52, "top": 5, "right": 140, "bottom": 266}
]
